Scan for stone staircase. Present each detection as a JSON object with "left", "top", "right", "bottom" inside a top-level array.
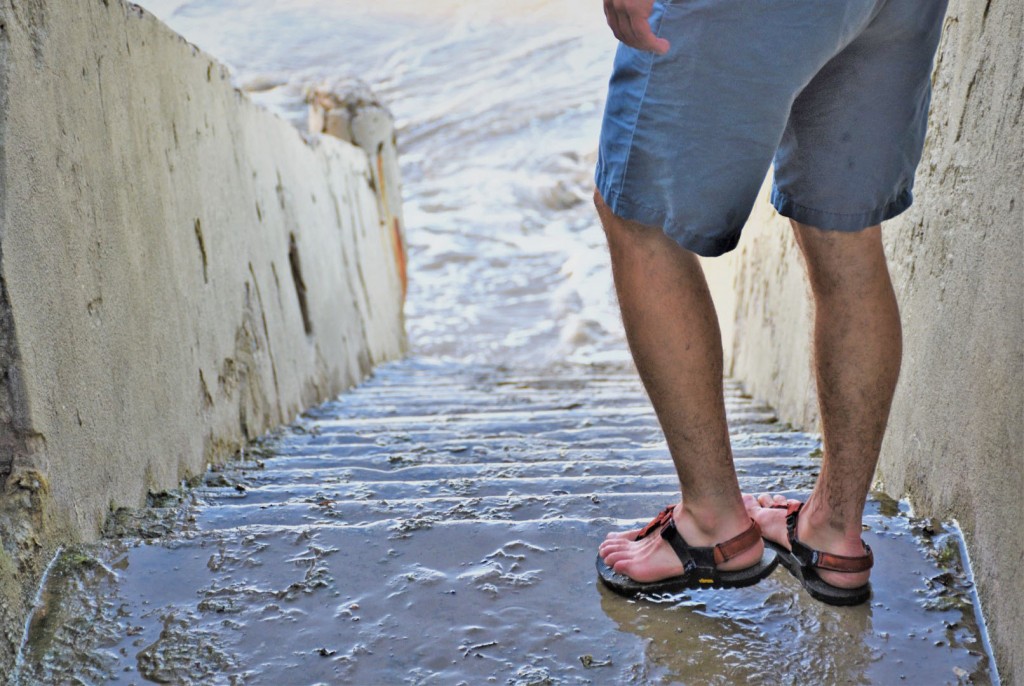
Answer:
[{"left": 15, "top": 359, "right": 992, "bottom": 685}]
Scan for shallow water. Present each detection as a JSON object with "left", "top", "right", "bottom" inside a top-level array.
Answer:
[
  {"left": 140, "top": 0, "right": 624, "bottom": 366},
  {"left": 13, "top": 2, "right": 998, "bottom": 684},
  {"left": 15, "top": 363, "right": 994, "bottom": 685}
]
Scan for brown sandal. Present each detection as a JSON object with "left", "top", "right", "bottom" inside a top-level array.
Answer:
[
  {"left": 630, "top": 504, "right": 675, "bottom": 541},
  {"left": 597, "top": 507, "right": 779, "bottom": 597},
  {"left": 767, "top": 501, "right": 873, "bottom": 606}
]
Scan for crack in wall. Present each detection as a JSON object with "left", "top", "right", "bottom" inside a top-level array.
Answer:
[
  {"left": 194, "top": 218, "right": 208, "bottom": 284},
  {"left": 287, "top": 234, "right": 313, "bottom": 336}
]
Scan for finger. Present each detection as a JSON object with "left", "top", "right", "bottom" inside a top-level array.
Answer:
[
  {"left": 616, "top": 9, "right": 640, "bottom": 47},
  {"left": 604, "top": 2, "right": 625, "bottom": 43},
  {"left": 625, "top": 12, "right": 670, "bottom": 54}
]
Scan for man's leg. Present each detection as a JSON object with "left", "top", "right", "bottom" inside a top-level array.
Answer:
[
  {"left": 594, "top": 191, "right": 763, "bottom": 582},
  {"left": 747, "top": 220, "right": 901, "bottom": 589}
]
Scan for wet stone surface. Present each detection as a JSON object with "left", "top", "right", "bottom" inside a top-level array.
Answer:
[{"left": 15, "top": 359, "right": 993, "bottom": 684}]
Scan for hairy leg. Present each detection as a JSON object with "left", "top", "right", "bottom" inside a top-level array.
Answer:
[
  {"left": 748, "top": 220, "right": 901, "bottom": 588},
  {"left": 594, "top": 190, "right": 762, "bottom": 579}
]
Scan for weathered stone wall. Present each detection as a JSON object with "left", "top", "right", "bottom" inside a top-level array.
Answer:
[
  {"left": 726, "top": 1, "right": 1023, "bottom": 680},
  {"left": 0, "top": 0, "right": 406, "bottom": 669}
]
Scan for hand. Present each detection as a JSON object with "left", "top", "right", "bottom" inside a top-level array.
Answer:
[{"left": 603, "top": 0, "right": 671, "bottom": 54}]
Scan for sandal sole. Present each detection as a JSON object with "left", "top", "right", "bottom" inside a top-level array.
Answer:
[
  {"left": 596, "top": 548, "right": 779, "bottom": 598},
  {"left": 767, "top": 541, "right": 871, "bottom": 606}
]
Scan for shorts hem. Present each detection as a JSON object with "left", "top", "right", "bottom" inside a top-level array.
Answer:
[
  {"left": 770, "top": 187, "right": 914, "bottom": 231},
  {"left": 595, "top": 173, "right": 740, "bottom": 258}
]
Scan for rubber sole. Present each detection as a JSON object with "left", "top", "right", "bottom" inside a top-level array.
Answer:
[
  {"left": 596, "top": 548, "right": 779, "bottom": 598},
  {"left": 766, "top": 541, "right": 872, "bottom": 606}
]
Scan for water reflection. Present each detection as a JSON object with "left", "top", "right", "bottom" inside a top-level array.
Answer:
[
  {"left": 598, "top": 505, "right": 991, "bottom": 685},
  {"left": 601, "top": 580, "right": 876, "bottom": 685}
]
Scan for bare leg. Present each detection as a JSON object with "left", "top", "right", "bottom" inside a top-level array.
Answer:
[
  {"left": 746, "top": 220, "right": 901, "bottom": 588},
  {"left": 594, "top": 191, "right": 763, "bottom": 580}
]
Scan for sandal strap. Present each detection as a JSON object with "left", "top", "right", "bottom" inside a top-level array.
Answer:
[
  {"left": 713, "top": 519, "right": 764, "bottom": 564},
  {"left": 660, "top": 518, "right": 764, "bottom": 570},
  {"left": 634, "top": 505, "right": 676, "bottom": 541},
  {"left": 785, "top": 502, "right": 874, "bottom": 573}
]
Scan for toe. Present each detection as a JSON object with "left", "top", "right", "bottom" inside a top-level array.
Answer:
[
  {"left": 754, "top": 492, "right": 792, "bottom": 510},
  {"left": 603, "top": 548, "right": 631, "bottom": 567},
  {"left": 599, "top": 538, "right": 633, "bottom": 558},
  {"left": 605, "top": 528, "right": 642, "bottom": 541},
  {"left": 611, "top": 557, "right": 650, "bottom": 582},
  {"left": 751, "top": 504, "right": 791, "bottom": 551},
  {"left": 600, "top": 536, "right": 630, "bottom": 550},
  {"left": 611, "top": 557, "right": 632, "bottom": 575}
]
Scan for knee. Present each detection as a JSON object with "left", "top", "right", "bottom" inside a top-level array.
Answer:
[{"left": 791, "top": 220, "right": 889, "bottom": 298}]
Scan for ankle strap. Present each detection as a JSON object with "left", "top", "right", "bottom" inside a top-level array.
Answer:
[
  {"left": 785, "top": 503, "right": 874, "bottom": 573},
  {"left": 713, "top": 519, "right": 763, "bottom": 564},
  {"left": 635, "top": 505, "right": 676, "bottom": 541},
  {"left": 660, "top": 518, "right": 764, "bottom": 570}
]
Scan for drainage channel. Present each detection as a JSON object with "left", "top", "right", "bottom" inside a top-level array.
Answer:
[{"left": 15, "top": 358, "right": 994, "bottom": 685}]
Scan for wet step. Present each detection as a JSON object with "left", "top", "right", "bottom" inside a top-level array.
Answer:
[
  {"left": 190, "top": 361, "right": 818, "bottom": 532},
  {"left": 16, "top": 359, "right": 995, "bottom": 685},
  {"left": 199, "top": 471, "right": 815, "bottom": 506},
  {"left": 196, "top": 488, "right": 838, "bottom": 533},
  {"left": 265, "top": 429, "right": 800, "bottom": 461},
  {"left": 223, "top": 453, "right": 819, "bottom": 487},
  {"left": 225, "top": 442, "right": 821, "bottom": 485},
  {"left": 194, "top": 463, "right": 821, "bottom": 513}
]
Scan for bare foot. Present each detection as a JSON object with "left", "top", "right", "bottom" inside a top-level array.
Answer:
[
  {"left": 602, "top": 503, "right": 679, "bottom": 542},
  {"left": 743, "top": 493, "right": 871, "bottom": 589},
  {"left": 599, "top": 504, "right": 764, "bottom": 583}
]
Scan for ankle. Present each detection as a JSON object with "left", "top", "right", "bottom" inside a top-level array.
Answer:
[
  {"left": 801, "top": 496, "right": 866, "bottom": 546},
  {"left": 679, "top": 499, "right": 750, "bottom": 538}
]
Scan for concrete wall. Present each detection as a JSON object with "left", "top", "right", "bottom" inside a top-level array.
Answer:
[
  {"left": 0, "top": 0, "right": 406, "bottom": 669},
  {"left": 725, "top": 1, "right": 1023, "bottom": 681}
]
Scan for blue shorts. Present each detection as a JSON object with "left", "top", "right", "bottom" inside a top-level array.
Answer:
[{"left": 595, "top": 0, "right": 948, "bottom": 257}]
